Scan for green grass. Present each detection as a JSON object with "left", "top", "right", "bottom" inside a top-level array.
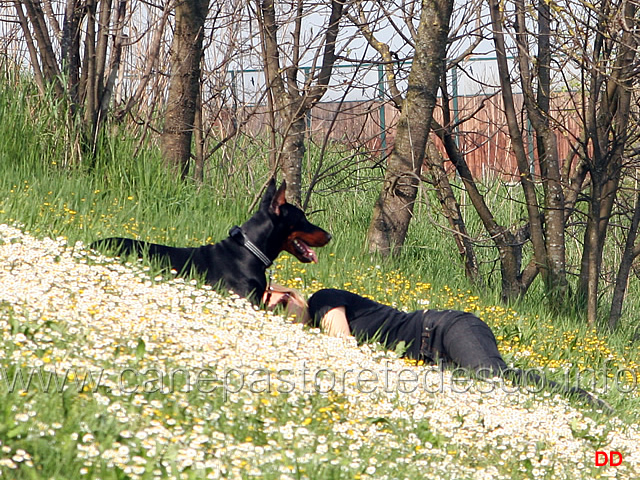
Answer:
[{"left": 1, "top": 70, "right": 639, "bottom": 479}]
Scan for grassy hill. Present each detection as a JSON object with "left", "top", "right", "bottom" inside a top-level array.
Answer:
[{"left": 1, "top": 69, "right": 639, "bottom": 478}]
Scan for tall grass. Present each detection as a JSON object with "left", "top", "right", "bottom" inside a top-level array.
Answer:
[
  {"left": 1, "top": 65, "right": 639, "bottom": 366},
  {"left": 1, "top": 65, "right": 639, "bottom": 355}
]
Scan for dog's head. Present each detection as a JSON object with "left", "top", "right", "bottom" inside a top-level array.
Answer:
[{"left": 262, "top": 180, "right": 332, "bottom": 263}]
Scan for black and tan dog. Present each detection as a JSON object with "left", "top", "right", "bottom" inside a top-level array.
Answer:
[{"left": 90, "top": 180, "right": 331, "bottom": 304}]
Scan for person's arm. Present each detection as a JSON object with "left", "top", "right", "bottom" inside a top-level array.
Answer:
[{"left": 321, "top": 306, "right": 352, "bottom": 337}]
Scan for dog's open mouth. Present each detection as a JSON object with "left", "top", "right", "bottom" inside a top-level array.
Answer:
[
  {"left": 290, "top": 238, "right": 318, "bottom": 263},
  {"left": 284, "top": 229, "right": 331, "bottom": 263}
]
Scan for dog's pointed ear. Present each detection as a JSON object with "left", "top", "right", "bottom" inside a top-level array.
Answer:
[
  {"left": 260, "top": 178, "right": 277, "bottom": 209},
  {"left": 270, "top": 181, "right": 287, "bottom": 215}
]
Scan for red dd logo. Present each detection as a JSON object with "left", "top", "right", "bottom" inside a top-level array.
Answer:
[{"left": 595, "top": 451, "right": 623, "bottom": 467}]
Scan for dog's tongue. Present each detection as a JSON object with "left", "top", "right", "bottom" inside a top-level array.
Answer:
[
  {"left": 306, "top": 247, "right": 318, "bottom": 263},
  {"left": 296, "top": 239, "right": 318, "bottom": 263}
]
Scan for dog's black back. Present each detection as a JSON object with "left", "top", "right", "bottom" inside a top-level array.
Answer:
[{"left": 91, "top": 180, "right": 331, "bottom": 304}]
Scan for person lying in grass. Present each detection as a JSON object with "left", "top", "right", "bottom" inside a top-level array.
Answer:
[{"left": 263, "top": 284, "right": 612, "bottom": 412}]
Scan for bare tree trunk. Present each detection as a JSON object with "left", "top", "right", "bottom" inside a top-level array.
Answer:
[
  {"left": 528, "top": 0, "right": 568, "bottom": 304},
  {"left": 584, "top": 182, "right": 603, "bottom": 326},
  {"left": 21, "top": 0, "right": 63, "bottom": 97},
  {"left": 489, "top": 0, "right": 551, "bottom": 295},
  {"left": 98, "top": 1, "right": 127, "bottom": 124},
  {"left": 96, "top": 0, "right": 112, "bottom": 99},
  {"left": 577, "top": 0, "right": 637, "bottom": 325},
  {"left": 13, "top": 2, "right": 46, "bottom": 93},
  {"left": 430, "top": 75, "right": 483, "bottom": 284},
  {"left": 367, "top": 0, "right": 453, "bottom": 255},
  {"left": 281, "top": 116, "right": 306, "bottom": 205},
  {"left": 118, "top": 3, "right": 172, "bottom": 120},
  {"left": 607, "top": 8, "right": 639, "bottom": 329},
  {"left": 162, "top": 0, "right": 209, "bottom": 180},
  {"left": 83, "top": 0, "right": 98, "bottom": 142},
  {"left": 257, "top": 0, "right": 344, "bottom": 206},
  {"left": 423, "top": 141, "right": 479, "bottom": 281},
  {"left": 194, "top": 80, "right": 205, "bottom": 183},
  {"left": 433, "top": 115, "right": 532, "bottom": 298},
  {"left": 610, "top": 190, "right": 640, "bottom": 330},
  {"left": 42, "top": 0, "right": 62, "bottom": 39},
  {"left": 61, "top": 0, "right": 83, "bottom": 111}
]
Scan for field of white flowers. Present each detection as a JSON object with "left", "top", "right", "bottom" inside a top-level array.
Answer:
[{"left": 0, "top": 224, "right": 639, "bottom": 479}]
